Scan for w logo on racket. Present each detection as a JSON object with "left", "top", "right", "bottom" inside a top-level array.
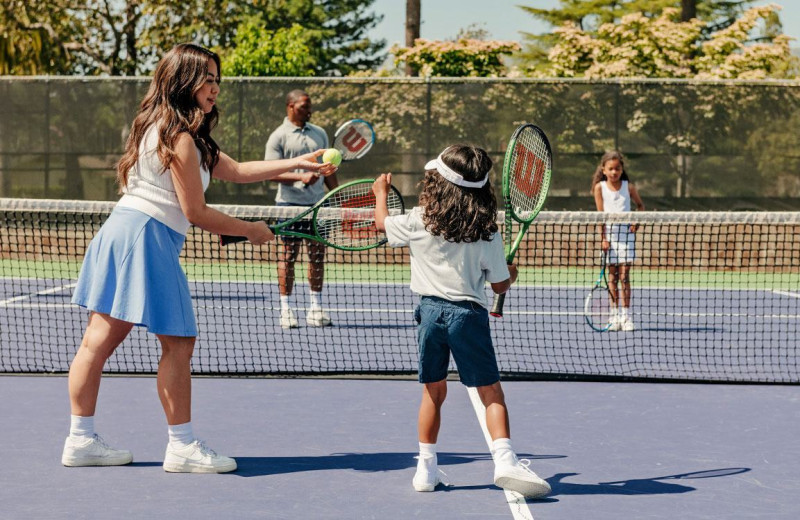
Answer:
[
  {"left": 513, "top": 149, "right": 547, "bottom": 198},
  {"left": 333, "top": 119, "right": 376, "bottom": 161},
  {"left": 340, "top": 127, "right": 368, "bottom": 153}
]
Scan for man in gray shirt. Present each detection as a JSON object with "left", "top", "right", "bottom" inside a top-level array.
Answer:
[{"left": 266, "top": 89, "right": 339, "bottom": 328}]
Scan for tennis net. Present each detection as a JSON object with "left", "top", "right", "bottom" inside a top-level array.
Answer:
[{"left": 1, "top": 198, "right": 798, "bottom": 382}]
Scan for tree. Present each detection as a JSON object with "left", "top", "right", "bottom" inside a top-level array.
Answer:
[
  {"left": 405, "top": 0, "right": 421, "bottom": 76},
  {"left": 0, "top": 0, "right": 386, "bottom": 76},
  {"left": 392, "top": 38, "right": 521, "bottom": 77},
  {"left": 218, "top": 21, "right": 318, "bottom": 77},
  {"left": 517, "top": 0, "right": 774, "bottom": 75}
]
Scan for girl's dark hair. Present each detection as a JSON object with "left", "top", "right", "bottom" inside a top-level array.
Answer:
[
  {"left": 116, "top": 43, "right": 221, "bottom": 191},
  {"left": 590, "top": 150, "right": 630, "bottom": 193},
  {"left": 419, "top": 145, "right": 498, "bottom": 243}
]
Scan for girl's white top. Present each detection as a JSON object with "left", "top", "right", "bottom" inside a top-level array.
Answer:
[
  {"left": 384, "top": 207, "right": 510, "bottom": 309},
  {"left": 600, "top": 180, "right": 630, "bottom": 212},
  {"left": 117, "top": 124, "right": 211, "bottom": 235}
]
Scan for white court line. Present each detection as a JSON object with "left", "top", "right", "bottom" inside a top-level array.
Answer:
[
  {"left": 0, "top": 283, "right": 76, "bottom": 307},
  {"left": 773, "top": 290, "right": 800, "bottom": 299},
  {"left": 466, "top": 386, "right": 536, "bottom": 520}
]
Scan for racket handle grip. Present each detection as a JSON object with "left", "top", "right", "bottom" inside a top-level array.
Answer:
[
  {"left": 489, "top": 292, "right": 506, "bottom": 318},
  {"left": 220, "top": 234, "right": 247, "bottom": 246}
]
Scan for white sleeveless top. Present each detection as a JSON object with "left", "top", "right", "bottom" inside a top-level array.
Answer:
[
  {"left": 600, "top": 180, "right": 631, "bottom": 213},
  {"left": 117, "top": 125, "right": 211, "bottom": 235}
]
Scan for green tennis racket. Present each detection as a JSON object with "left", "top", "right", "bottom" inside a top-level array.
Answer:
[
  {"left": 490, "top": 124, "right": 552, "bottom": 318},
  {"left": 220, "top": 179, "right": 404, "bottom": 251}
]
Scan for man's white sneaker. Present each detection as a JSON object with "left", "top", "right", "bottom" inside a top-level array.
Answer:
[
  {"left": 494, "top": 456, "right": 551, "bottom": 499},
  {"left": 621, "top": 317, "right": 635, "bottom": 331},
  {"left": 306, "top": 308, "right": 332, "bottom": 327},
  {"left": 163, "top": 440, "right": 237, "bottom": 473},
  {"left": 280, "top": 308, "right": 299, "bottom": 329},
  {"left": 61, "top": 434, "right": 133, "bottom": 467}
]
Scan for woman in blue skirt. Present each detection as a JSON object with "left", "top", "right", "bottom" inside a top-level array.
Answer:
[{"left": 61, "top": 43, "right": 336, "bottom": 473}]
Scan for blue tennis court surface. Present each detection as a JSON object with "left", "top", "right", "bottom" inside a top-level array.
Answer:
[
  {"left": 2, "top": 278, "right": 798, "bottom": 381},
  {"left": 1, "top": 376, "right": 798, "bottom": 519}
]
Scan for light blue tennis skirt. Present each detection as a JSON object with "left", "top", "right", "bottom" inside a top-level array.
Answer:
[{"left": 71, "top": 206, "right": 197, "bottom": 337}]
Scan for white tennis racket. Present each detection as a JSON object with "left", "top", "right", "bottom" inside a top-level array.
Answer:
[{"left": 332, "top": 119, "right": 375, "bottom": 161}]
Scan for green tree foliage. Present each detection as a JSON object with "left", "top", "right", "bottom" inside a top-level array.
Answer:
[
  {"left": 517, "top": 0, "right": 784, "bottom": 75},
  {"left": 391, "top": 38, "right": 521, "bottom": 77},
  {"left": 218, "top": 21, "right": 318, "bottom": 77},
  {"left": 0, "top": 0, "right": 385, "bottom": 76}
]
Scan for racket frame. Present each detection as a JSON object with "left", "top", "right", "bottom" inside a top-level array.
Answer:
[
  {"left": 333, "top": 119, "right": 376, "bottom": 161},
  {"left": 490, "top": 124, "right": 553, "bottom": 317},
  {"left": 220, "top": 179, "right": 403, "bottom": 251},
  {"left": 584, "top": 251, "right": 615, "bottom": 332}
]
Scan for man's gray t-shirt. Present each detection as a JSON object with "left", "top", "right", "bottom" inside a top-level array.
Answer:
[{"left": 265, "top": 117, "right": 329, "bottom": 205}]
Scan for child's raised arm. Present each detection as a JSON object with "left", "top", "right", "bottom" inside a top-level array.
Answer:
[{"left": 372, "top": 173, "right": 392, "bottom": 232}]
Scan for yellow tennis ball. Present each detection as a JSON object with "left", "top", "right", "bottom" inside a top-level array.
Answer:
[{"left": 322, "top": 148, "right": 342, "bottom": 166}]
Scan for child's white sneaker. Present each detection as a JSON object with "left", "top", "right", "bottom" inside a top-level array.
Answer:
[{"left": 494, "top": 455, "right": 551, "bottom": 499}]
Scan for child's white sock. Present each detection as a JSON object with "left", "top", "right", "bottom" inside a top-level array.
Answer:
[
  {"left": 69, "top": 415, "right": 95, "bottom": 440},
  {"left": 168, "top": 422, "right": 194, "bottom": 448},
  {"left": 280, "top": 295, "right": 291, "bottom": 311},
  {"left": 491, "top": 437, "right": 516, "bottom": 466},
  {"left": 418, "top": 442, "right": 437, "bottom": 470},
  {"left": 620, "top": 307, "right": 629, "bottom": 320}
]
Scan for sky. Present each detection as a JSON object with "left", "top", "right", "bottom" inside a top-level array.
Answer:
[{"left": 367, "top": 0, "right": 800, "bottom": 48}]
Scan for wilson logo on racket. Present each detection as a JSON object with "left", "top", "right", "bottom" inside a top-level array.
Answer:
[
  {"left": 340, "top": 193, "right": 379, "bottom": 239},
  {"left": 340, "top": 127, "right": 368, "bottom": 153},
  {"left": 513, "top": 149, "right": 547, "bottom": 198}
]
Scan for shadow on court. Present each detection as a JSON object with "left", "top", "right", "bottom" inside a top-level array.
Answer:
[
  {"left": 231, "top": 451, "right": 565, "bottom": 477},
  {"left": 547, "top": 467, "right": 750, "bottom": 497}
]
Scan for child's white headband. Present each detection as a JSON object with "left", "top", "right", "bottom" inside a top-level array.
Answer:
[{"left": 424, "top": 148, "right": 488, "bottom": 188}]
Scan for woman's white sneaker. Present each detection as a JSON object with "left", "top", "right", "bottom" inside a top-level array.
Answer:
[
  {"left": 163, "top": 440, "right": 237, "bottom": 473},
  {"left": 61, "top": 434, "right": 133, "bottom": 467}
]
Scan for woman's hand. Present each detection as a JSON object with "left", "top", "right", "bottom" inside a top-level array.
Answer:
[
  {"left": 246, "top": 221, "right": 274, "bottom": 245},
  {"left": 296, "top": 149, "right": 338, "bottom": 177}
]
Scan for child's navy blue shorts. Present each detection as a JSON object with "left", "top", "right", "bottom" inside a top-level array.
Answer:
[{"left": 414, "top": 295, "right": 500, "bottom": 387}]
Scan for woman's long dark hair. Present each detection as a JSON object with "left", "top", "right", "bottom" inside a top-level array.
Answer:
[
  {"left": 116, "top": 43, "right": 221, "bottom": 190},
  {"left": 419, "top": 145, "right": 498, "bottom": 243}
]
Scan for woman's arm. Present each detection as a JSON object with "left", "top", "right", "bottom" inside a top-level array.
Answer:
[
  {"left": 212, "top": 149, "right": 336, "bottom": 184},
  {"left": 170, "top": 134, "right": 272, "bottom": 244}
]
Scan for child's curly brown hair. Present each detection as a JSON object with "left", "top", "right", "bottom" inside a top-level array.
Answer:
[{"left": 418, "top": 145, "right": 498, "bottom": 243}]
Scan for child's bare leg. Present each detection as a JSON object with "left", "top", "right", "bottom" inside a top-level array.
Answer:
[
  {"left": 418, "top": 380, "right": 447, "bottom": 443},
  {"left": 413, "top": 380, "right": 447, "bottom": 492},
  {"left": 476, "top": 382, "right": 510, "bottom": 440}
]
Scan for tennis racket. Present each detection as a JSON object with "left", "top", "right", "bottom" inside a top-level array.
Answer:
[
  {"left": 584, "top": 251, "right": 616, "bottom": 332},
  {"left": 489, "top": 124, "right": 552, "bottom": 318},
  {"left": 220, "top": 179, "right": 404, "bottom": 251},
  {"left": 332, "top": 119, "right": 375, "bottom": 161}
]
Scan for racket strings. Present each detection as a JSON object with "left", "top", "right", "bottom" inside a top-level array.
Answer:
[
  {"left": 508, "top": 130, "right": 551, "bottom": 220},
  {"left": 316, "top": 184, "right": 402, "bottom": 248},
  {"left": 333, "top": 121, "right": 374, "bottom": 160}
]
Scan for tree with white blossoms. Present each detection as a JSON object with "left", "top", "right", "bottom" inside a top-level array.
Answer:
[
  {"left": 541, "top": 5, "right": 795, "bottom": 79},
  {"left": 391, "top": 35, "right": 520, "bottom": 77},
  {"left": 531, "top": 5, "right": 799, "bottom": 198}
]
